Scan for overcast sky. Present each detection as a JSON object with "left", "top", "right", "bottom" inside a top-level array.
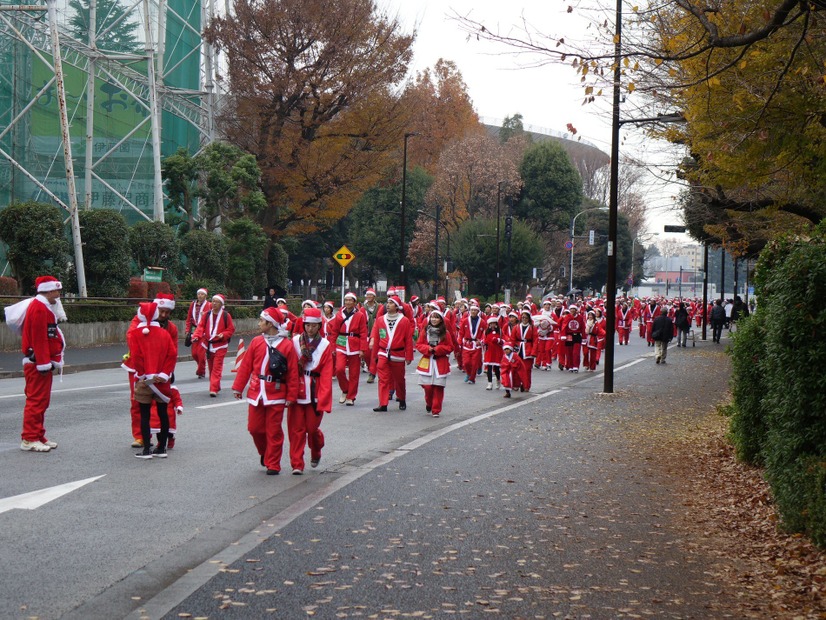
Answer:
[{"left": 381, "top": 0, "right": 689, "bottom": 239}]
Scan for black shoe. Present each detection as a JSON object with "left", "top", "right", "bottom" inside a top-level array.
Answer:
[
  {"left": 135, "top": 448, "right": 153, "bottom": 460},
  {"left": 152, "top": 447, "right": 168, "bottom": 459},
  {"left": 373, "top": 405, "right": 387, "bottom": 412},
  {"left": 426, "top": 405, "right": 432, "bottom": 413},
  {"left": 266, "top": 469, "right": 279, "bottom": 475},
  {"left": 260, "top": 454, "right": 265, "bottom": 467},
  {"left": 399, "top": 401, "right": 406, "bottom": 411}
]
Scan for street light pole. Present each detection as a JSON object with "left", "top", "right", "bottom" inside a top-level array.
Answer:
[
  {"left": 434, "top": 201, "right": 440, "bottom": 298},
  {"left": 496, "top": 181, "right": 502, "bottom": 302},
  {"left": 569, "top": 206, "right": 608, "bottom": 293},
  {"left": 399, "top": 131, "right": 417, "bottom": 294}
]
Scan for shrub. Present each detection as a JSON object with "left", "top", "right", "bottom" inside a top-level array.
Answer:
[
  {"left": 180, "top": 276, "right": 223, "bottom": 300},
  {"left": 224, "top": 218, "right": 267, "bottom": 298},
  {"left": 127, "top": 277, "right": 149, "bottom": 299},
  {"left": 128, "top": 220, "right": 180, "bottom": 283},
  {"left": 266, "top": 242, "right": 289, "bottom": 291},
  {"left": 78, "top": 210, "right": 131, "bottom": 297},
  {"left": 0, "top": 276, "right": 18, "bottom": 295},
  {"left": 147, "top": 281, "right": 173, "bottom": 299},
  {"left": 180, "top": 229, "right": 227, "bottom": 283}
]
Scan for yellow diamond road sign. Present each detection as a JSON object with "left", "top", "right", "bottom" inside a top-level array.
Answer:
[{"left": 333, "top": 245, "right": 355, "bottom": 268}]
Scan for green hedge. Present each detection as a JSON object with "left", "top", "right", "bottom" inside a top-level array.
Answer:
[{"left": 727, "top": 222, "right": 826, "bottom": 547}]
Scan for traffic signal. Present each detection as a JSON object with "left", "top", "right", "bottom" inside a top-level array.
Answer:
[{"left": 504, "top": 216, "right": 513, "bottom": 238}]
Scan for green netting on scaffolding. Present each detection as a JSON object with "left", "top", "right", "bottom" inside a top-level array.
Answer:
[{"left": 0, "top": 0, "right": 202, "bottom": 226}]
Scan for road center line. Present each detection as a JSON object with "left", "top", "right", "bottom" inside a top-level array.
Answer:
[{"left": 0, "top": 382, "right": 125, "bottom": 399}]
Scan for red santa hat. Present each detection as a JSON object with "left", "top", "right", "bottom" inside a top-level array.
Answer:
[
  {"left": 502, "top": 342, "right": 514, "bottom": 351},
  {"left": 197, "top": 287, "right": 208, "bottom": 295},
  {"left": 302, "top": 299, "right": 316, "bottom": 309},
  {"left": 429, "top": 308, "right": 445, "bottom": 319},
  {"left": 323, "top": 300, "right": 335, "bottom": 309},
  {"left": 276, "top": 297, "right": 287, "bottom": 305},
  {"left": 436, "top": 298, "right": 447, "bottom": 309},
  {"left": 387, "top": 295, "right": 402, "bottom": 309},
  {"left": 302, "top": 307, "right": 323, "bottom": 324},
  {"left": 520, "top": 308, "right": 532, "bottom": 316},
  {"left": 344, "top": 292, "right": 358, "bottom": 301},
  {"left": 365, "top": 288, "right": 377, "bottom": 297},
  {"left": 35, "top": 275, "right": 62, "bottom": 293},
  {"left": 469, "top": 303, "right": 480, "bottom": 311},
  {"left": 136, "top": 302, "right": 159, "bottom": 334},
  {"left": 508, "top": 311, "right": 519, "bottom": 319},
  {"left": 260, "top": 307, "right": 285, "bottom": 326},
  {"left": 410, "top": 295, "right": 419, "bottom": 303},
  {"left": 154, "top": 292, "right": 176, "bottom": 310},
  {"left": 212, "top": 293, "right": 226, "bottom": 305}
]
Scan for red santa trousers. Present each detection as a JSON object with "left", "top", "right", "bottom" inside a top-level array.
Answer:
[
  {"left": 421, "top": 385, "right": 445, "bottom": 415},
  {"left": 377, "top": 357, "right": 406, "bottom": 405},
  {"left": 639, "top": 320, "right": 646, "bottom": 338},
  {"left": 583, "top": 347, "right": 599, "bottom": 371},
  {"left": 128, "top": 373, "right": 142, "bottom": 440},
  {"left": 192, "top": 343, "right": 207, "bottom": 377},
  {"left": 565, "top": 343, "right": 582, "bottom": 370},
  {"left": 536, "top": 339, "right": 553, "bottom": 367},
  {"left": 463, "top": 348, "right": 482, "bottom": 381},
  {"left": 207, "top": 349, "right": 227, "bottom": 393},
  {"left": 287, "top": 403, "right": 325, "bottom": 471},
  {"left": 247, "top": 402, "right": 285, "bottom": 472},
  {"left": 22, "top": 365, "right": 53, "bottom": 442},
  {"left": 617, "top": 326, "right": 631, "bottom": 345},
  {"left": 520, "top": 357, "right": 534, "bottom": 391},
  {"left": 335, "top": 353, "right": 361, "bottom": 400}
]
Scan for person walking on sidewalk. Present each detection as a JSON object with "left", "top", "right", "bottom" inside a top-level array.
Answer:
[
  {"left": 185, "top": 288, "right": 211, "bottom": 379},
  {"left": 232, "top": 307, "right": 299, "bottom": 475},
  {"left": 415, "top": 309, "right": 453, "bottom": 417},
  {"left": 13, "top": 275, "right": 66, "bottom": 452},
  {"left": 327, "top": 292, "right": 368, "bottom": 406},
  {"left": 288, "top": 308, "right": 333, "bottom": 474},
  {"left": 128, "top": 302, "right": 177, "bottom": 459},
  {"left": 710, "top": 299, "right": 726, "bottom": 344},
  {"left": 652, "top": 305, "right": 675, "bottom": 364},
  {"left": 674, "top": 301, "right": 691, "bottom": 348},
  {"left": 371, "top": 296, "right": 413, "bottom": 412},
  {"left": 192, "top": 294, "right": 236, "bottom": 397}
]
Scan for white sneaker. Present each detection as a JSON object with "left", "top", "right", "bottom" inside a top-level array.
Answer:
[
  {"left": 20, "top": 440, "right": 50, "bottom": 452},
  {"left": 42, "top": 440, "right": 58, "bottom": 449},
  {"left": 495, "top": 379, "right": 501, "bottom": 390},
  {"left": 339, "top": 393, "right": 347, "bottom": 404},
  {"left": 486, "top": 382, "right": 493, "bottom": 390},
  {"left": 345, "top": 399, "right": 354, "bottom": 406}
]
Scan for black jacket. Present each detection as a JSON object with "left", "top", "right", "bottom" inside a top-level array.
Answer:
[
  {"left": 674, "top": 308, "right": 690, "bottom": 331},
  {"left": 651, "top": 314, "right": 674, "bottom": 342}
]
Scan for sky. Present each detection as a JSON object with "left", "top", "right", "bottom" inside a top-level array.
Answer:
[{"left": 380, "top": 0, "right": 688, "bottom": 242}]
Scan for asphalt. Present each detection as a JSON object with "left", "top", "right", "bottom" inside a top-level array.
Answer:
[{"left": 112, "top": 335, "right": 740, "bottom": 620}]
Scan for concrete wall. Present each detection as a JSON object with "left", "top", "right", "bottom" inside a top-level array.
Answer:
[{"left": 1, "top": 318, "right": 260, "bottom": 351}]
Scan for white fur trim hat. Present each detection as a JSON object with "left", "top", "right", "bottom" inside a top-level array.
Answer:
[
  {"left": 35, "top": 275, "right": 62, "bottom": 293},
  {"left": 344, "top": 292, "right": 358, "bottom": 301}
]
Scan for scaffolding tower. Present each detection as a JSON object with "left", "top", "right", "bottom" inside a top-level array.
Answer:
[{"left": 0, "top": 0, "right": 218, "bottom": 294}]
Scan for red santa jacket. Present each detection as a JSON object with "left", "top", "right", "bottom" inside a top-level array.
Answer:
[
  {"left": 415, "top": 328, "right": 453, "bottom": 378},
  {"left": 483, "top": 330, "right": 504, "bottom": 366},
  {"left": 186, "top": 300, "right": 211, "bottom": 334},
  {"left": 22, "top": 296, "right": 65, "bottom": 372},
  {"left": 560, "top": 312, "right": 586, "bottom": 343},
  {"left": 584, "top": 319, "right": 606, "bottom": 349},
  {"left": 232, "top": 334, "right": 299, "bottom": 406},
  {"left": 193, "top": 308, "right": 236, "bottom": 353},
  {"left": 459, "top": 314, "right": 487, "bottom": 352},
  {"left": 292, "top": 333, "right": 334, "bottom": 412},
  {"left": 327, "top": 307, "right": 368, "bottom": 356},
  {"left": 123, "top": 315, "right": 179, "bottom": 373},
  {"left": 127, "top": 323, "right": 177, "bottom": 402},
  {"left": 616, "top": 305, "right": 633, "bottom": 332},
  {"left": 511, "top": 321, "right": 537, "bottom": 359},
  {"left": 500, "top": 351, "right": 524, "bottom": 390},
  {"left": 371, "top": 313, "right": 414, "bottom": 363}
]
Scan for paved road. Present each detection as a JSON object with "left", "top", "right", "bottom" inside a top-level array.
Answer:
[{"left": 0, "top": 334, "right": 722, "bottom": 619}]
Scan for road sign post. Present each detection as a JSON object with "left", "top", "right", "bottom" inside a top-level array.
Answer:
[{"left": 333, "top": 245, "right": 356, "bottom": 306}]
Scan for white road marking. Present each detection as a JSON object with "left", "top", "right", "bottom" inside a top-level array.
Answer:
[
  {"left": 0, "top": 383, "right": 125, "bottom": 399},
  {"left": 0, "top": 475, "right": 106, "bottom": 515},
  {"left": 195, "top": 400, "right": 247, "bottom": 410}
]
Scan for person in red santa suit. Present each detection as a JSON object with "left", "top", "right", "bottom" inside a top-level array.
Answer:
[
  {"left": 288, "top": 307, "right": 333, "bottom": 473},
  {"left": 360, "top": 288, "right": 381, "bottom": 383},
  {"left": 483, "top": 320, "right": 504, "bottom": 390},
  {"left": 291, "top": 300, "right": 318, "bottom": 337},
  {"left": 17, "top": 275, "right": 66, "bottom": 452},
  {"left": 458, "top": 303, "right": 487, "bottom": 384},
  {"left": 535, "top": 313, "right": 554, "bottom": 371},
  {"left": 415, "top": 309, "right": 453, "bottom": 417},
  {"left": 371, "top": 295, "right": 414, "bottom": 411},
  {"left": 128, "top": 302, "right": 177, "bottom": 459},
  {"left": 192, "top": 293, "right": 236, "bottom": 396},
  {"left": 582, "top": 310, "right": 606, "bottom": 371},
  {"left": 148, "top": 293, "right": 181, "bottom": 448},
  {"left": 327, "top": 292, "right": 368, "bottom": 405},
  {"left": 560, "top": 305, "right": 585, "bottom": 372},
  {"left": 185, "top": 288, "right": 211, "bottom": 378},
  {"left": 499, "top": 342, "right": 524, "bottom": 398},
  {"left": 642, "top": 299, "right": 660, "bottom": 346},
  {"left": 510, "top": 309, "right": 537, "bottom": 391},
  {"left": 232, "top": 307, "right": 299, "bottom": 474}
]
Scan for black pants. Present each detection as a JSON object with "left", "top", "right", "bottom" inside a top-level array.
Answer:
[
  {"left": 711, "top": 322, "right": 724, "bottom": 343},
  {"left": 139, "top": 401, "right": 169, "bottom": 449},
  {"left": 486, "top": 365, "right": 501, "bottom": 382}
]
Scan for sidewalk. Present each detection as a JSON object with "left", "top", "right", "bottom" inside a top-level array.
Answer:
[{"left": 124, "top": 339, "right": 758, "bottom": 620}]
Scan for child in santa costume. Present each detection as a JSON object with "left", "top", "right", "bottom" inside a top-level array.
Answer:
[
  {"left": 511, "top": 309, "right": 537, "bottom": 391},
  {"left": 288, "top": 308, "right": 333, "bottom": 473},
  {"left": 371, "top": 296, "right": 413, "bottom": 412},
  {"left": 185, "top": 288, "right": 211, "bottom": 378},
  {"left": 327, "top": 292, "right": 368, "bottom": 406},
  {"left": 9, "top": 275, "right": 67, "bottom": 452},
  {"left": 232, "top": 307, "right": 299, "bottom": 475},
  {"left": 500, "top": 343, "right": 524, "bottom": 398},
  {"left": 458, "top": 303, "right": 486, "bottom": 384},
  {"left": 483, "top": 320, "right": 503, "bottom": 390},
  {"left": 128, "top": 302, "right": 177, "bottom": 459},
  {"left": 192, "top": 293, "right": 235, "bottom": 396},
  {"left": 415, "top": 309, "right": 453, "bottom": 417}
]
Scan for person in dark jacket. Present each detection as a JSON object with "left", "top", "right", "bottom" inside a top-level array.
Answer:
[
  {"left": 674, "top": 302, "right": 691, "bottom": 348},
  {"left": 730, "top": 295, "right": 749, "bottom": 332},
  {"left": 651, "top": 305, "right": 674, "bottom": 364},
  {"left": 710, "top": 299, "right": 726, "bottom": 343}
]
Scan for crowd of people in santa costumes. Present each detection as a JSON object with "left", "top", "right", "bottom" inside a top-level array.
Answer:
[
  {"left": 191, "top": 293, "right": 236, "bottom": 396},
  {"left": 4, "top": 275, "right": 67, "bottom": 453}
]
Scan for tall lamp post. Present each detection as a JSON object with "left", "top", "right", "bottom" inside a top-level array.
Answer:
[
  {"left": 569, "top": 206, "right": 608, "bottom": 293},
  {"left": 418, "top": 208, "right": 451, "bottom": 299},
  {"left": 495, "top": 181, "right": 503, "bottom": 302},
  {"left": 399, "top": 131, "right": 418, "bottom": 294}
]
